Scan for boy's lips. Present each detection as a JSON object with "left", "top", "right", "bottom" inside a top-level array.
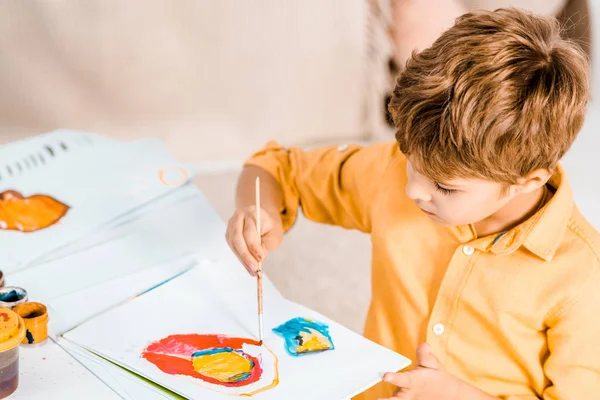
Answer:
[{"left": 420, "top": 208, "right": 435, "bottom": 216}]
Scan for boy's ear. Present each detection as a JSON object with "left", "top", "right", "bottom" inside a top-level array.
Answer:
[{"left": 514, "top": 169, "right": 552, "bottom": 194}]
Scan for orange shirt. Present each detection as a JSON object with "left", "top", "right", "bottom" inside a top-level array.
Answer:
[{"left": 245, "top": 141, "right": 600, "bottom": 400}]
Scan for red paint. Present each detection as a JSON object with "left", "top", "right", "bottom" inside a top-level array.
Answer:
[{"left": 141, "top": 334, "right": 263, "bottom": 387}]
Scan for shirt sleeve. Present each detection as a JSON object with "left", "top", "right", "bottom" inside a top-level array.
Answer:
[
  {"left": 504, "top": 268, "right": 600, "bottom": 400},
  {"left": 243, "top": 141, "right": 400, "bottom": 233}
]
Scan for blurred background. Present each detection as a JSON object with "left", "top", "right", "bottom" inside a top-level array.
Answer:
[{"left": 0, "top": 0, "right": 596, "bottom": 333}]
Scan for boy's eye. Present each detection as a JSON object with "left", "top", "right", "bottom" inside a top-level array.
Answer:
[{"left": 434, "top": 183, "right": 456, "bottom": 195}]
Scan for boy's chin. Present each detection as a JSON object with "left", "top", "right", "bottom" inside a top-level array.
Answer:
[{"left": 425, "top": 212, "right": 464, "bottom": 227}]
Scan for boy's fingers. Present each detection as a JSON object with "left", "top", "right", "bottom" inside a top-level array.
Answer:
[
  {"left": 229, "top": 235, "right": 254, "bottom": 276},
  {"left": 226, "top": 207, "right": 280, "bottom": 274},
  {"left": 383, "top": 371, "right": 415, "bottom": 389},
  {"left": 232, "top": 237, "right": 258, "bottom": 276},
  {"left": 233, "top": 250, "right": 255, "bottom": 276},
  {"left": 243, "top": 215, "right": 264, "bottom": 261},
  {"left": 227, "top": 221, "right": 253, "bottom": 276},
  {"left": 225, "top": 216, "right": 233, "bottom": 244},
  {"left": 226, "top": 214, "right": 241, "bottom": 258},
  {"left": 230, "top": 218, "right": 258, "bottom": 276},
  {"left": 416, "top": 342, "right": 442, "bottom": 370}
]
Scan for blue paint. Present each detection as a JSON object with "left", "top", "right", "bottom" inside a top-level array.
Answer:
[
  {"left": 193, "top": 347, "right": 237, "bottom": 357},
  {"left": 26, "top": 330, "right": 34, "bottom": 344},
  {"left": 0, "top": 290, "right": 23, "bottom": 302},
  {"left": 272, "top": 317, "right": 334, "bottom": 357},
  {"left": 191, "top": 348, "right": 255, "bottom": 383}
]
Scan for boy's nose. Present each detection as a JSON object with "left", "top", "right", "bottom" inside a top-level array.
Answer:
[{"left": 405, "top": 181, "right": 432, "bottom": 203}]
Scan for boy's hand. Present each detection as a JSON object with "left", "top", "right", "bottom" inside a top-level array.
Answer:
[
  {"left": 380, "top": 343, "right": 498, "bottom": 400},
  {"left": 226, "top": 206, "right": 283, "bottom": 276}
]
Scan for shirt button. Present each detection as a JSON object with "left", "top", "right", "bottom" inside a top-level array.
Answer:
[
  {"left": 433, "top": 323, "right": 445, "bottom": 335},
  {"left": 337, "top": 144, "right": 349, "bottom": 151},
  {"left": 462, "top": 245, "right": 475, "bottom": 256}
]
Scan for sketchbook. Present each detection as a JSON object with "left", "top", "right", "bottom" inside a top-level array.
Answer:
[{"left": 0, "top": 130, "right": 194, "bottom": 271}]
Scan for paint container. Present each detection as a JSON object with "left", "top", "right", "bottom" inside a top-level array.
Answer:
[
  {"left": 13, "top": 303, "right": 48, "bottom": 345},
  {"left": 0, "top": 287, "right": 27, "bottom": 309},
  {"left": 0, "top": 307, "right": 26, "bottom": 398},
  {"left": 0, "top": 271, "right": 4, "bottom": 288}
]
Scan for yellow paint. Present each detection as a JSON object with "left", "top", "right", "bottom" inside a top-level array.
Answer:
[
  {"left": 158, "top": 344, "right": 280, "bottom": 398},
  {"left": 192, "top": 351, "right": 253, "bottom": 383},
  {"left": 239, "top": 377, "right": 280, "bottom": 398},
  {"left": 297, "top": 328, "right": 332, "bottom": 353},
  {"left": 240, "top": 347, "right": 279, "bottom": 398}
]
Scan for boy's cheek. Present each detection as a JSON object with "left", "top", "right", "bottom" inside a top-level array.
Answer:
[{"left": 433, "top": 206, "right": 476, "bottom": 226}]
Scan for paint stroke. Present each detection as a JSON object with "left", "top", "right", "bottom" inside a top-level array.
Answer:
[
  {"left": 192, "top": 348, "right": 254, "bottom": 384},
  {"left": 142, "top": 334, "right": 279, "bottom": 396},
  {"left": 272, "top": 317, "right": 334, "bottom": 357},
  {"left": 142, "top": 334, "right": 261, "bottom": 386},
  {"left": 0, "top": 190, "right": 69, "bottom": 232}
]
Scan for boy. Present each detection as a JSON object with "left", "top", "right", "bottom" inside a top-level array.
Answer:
[{"left": 225, "top": 8, "right": 599, "bottom": 400}]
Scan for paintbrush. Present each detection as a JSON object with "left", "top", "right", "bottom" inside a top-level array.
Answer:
[{"left": 255, "top": 176, "right": 264, "bottom": 345}]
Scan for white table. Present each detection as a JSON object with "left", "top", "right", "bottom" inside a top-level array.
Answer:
[{"left": 12, "top": 340, "right": 119, "bottom": 399}]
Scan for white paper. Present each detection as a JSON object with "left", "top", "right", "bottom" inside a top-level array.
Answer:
[
  {"left": 0, "top": 134, "right": 194, "bottom": 271},
  {"left": 21, "top": 256, "right": 199, "bottom": 335},
  {"left": 6, "top": 182, "right": 240, "bottom": 336},
  {"left": 35, "top": 184, "right": 220, "bottom": 266},
  {"left": 58, "top": 337, "right": 180, "bottom": 400},
  {"left": 0, "top": 129, "right": 112, "bottom": 173},
  {"left": 63, "top": 262, "right": 411, "bottom": 400}
]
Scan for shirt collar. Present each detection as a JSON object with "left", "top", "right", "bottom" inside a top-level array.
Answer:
[{"left": 461, "top": 164, "right": 573, "bottom": 261}]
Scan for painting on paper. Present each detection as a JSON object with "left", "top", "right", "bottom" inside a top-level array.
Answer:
[
  {"left": 272, "top": 317, "right": 334, "bottom": 357},
  {"left": 0, "top": 132, "right": 192, "bottom": 271},
  {"left": 0, "top": 190, "right": 69, "bottom": 232},
  {"left": 142, "top": 333, "right": 278, "bottom": 396},
  {"left": 62, "top": 262, "right": 412, "bottom": 399}
]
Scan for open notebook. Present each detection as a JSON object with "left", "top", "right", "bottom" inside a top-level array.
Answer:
[{"left": 0, "top": 130, "right": 194, "bottom": 271}]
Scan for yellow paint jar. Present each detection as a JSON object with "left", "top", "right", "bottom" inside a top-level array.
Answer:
[
  {"left": 13, "top": 302, "right": 48, "bottom": 345},
  {"left": 0, "top": 307, "right": 25, "bottom": 398}
]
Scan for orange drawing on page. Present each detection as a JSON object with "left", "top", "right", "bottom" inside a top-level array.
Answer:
[
  {"left": 0, "top": 190, "right": 69, "bottom": 232},
  {"left": 142, "top": 334, "right": 279, "bottom": 397},
  {"left": 158, "top": 166, "right": 189, "bottom": 187}
]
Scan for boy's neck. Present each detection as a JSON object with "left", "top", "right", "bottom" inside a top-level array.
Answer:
[{"left": 473, "top": 185, "right": 549, "bottom": 238}]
